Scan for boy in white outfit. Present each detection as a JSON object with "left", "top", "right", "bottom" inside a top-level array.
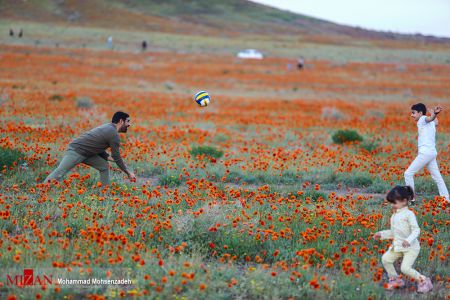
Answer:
[
  {"left": 405, "top": 103, "right": 449, "bottom": 201},
  {"left": 374, "top": 185, "right": 433, "bottom": 293}
]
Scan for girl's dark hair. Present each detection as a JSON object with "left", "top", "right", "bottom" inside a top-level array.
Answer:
[
  {"left": 112, "top": 111, "right": 129, "bottom": 124},
  {"left": 386, "top": 185, "right": 414, "bottom": 203},
  {"left": 411, "top": 103, "right": 426, "bottom": 115}
]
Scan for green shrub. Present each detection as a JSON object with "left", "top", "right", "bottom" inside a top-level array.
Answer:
[
  {"left": 49, "top": 94, "right": 64, "bottom": 101},
  {"left": 190, "top": 146, "right": 224, "bottom": 159},
  {"left": 332, "top": 129, "right": 363, "bottom": 144},
  {"left": 0, "top": 147, "right": 25, "bottom": 168}
]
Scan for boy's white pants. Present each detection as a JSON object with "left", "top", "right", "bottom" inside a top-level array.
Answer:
[
  {"left": 404, "top": 153, "right": 449, "bottom": 201},
  {"left": 381, "top": 247, "right": 423, "bottom": 280}
]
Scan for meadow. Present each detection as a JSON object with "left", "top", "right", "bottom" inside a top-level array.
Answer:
[{"left": 0, "top": 40, "right": 449, "bottom": 299}]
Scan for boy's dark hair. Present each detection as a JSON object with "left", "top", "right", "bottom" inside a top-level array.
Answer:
[
  {"left": 386, "top": 185, "right": 414, "bottom": 203},
  {"left": 411, "top": 103, "right": 426, "bottom": 115},
  {"left": 112, "top": 111, "right": 129, "bottom": 124}
]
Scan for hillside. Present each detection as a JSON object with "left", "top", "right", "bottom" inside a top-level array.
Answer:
[{"left": 1, "top": 0, "right": 448, "bottom": 43}]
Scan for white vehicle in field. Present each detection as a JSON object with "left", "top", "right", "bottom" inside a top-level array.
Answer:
[{"left": 237, "top": 49, "right": 264, "bottom": 59}]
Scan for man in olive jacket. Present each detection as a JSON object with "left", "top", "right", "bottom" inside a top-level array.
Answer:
[{"left": 45, "top": 111, "right": 136, "bottom": 186}]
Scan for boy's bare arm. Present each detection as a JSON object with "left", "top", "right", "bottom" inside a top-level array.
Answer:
[{"left": 425, "top": 106, "right": 442, "bottom": 123}]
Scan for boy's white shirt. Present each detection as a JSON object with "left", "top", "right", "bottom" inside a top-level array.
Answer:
[
  {"left": 377, "top": 207, "right": 420, "bottom": 252},
  {"left": 417, "top": 115, "right": 437, "bottom": 155}
]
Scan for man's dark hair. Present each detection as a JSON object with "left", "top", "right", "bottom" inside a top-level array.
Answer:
[
  {"left": 411, "top": 103, "right": 426, "bottom": 115},
  {"left": 112, "top": 111, "right": 129, "bottom": 124},
  {"left": 386, "top": 185, "right": 414, "bottom": 203}
]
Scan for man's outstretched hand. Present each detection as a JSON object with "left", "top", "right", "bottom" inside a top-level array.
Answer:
[{"left": 128, "top": 171, "right": 136, "bottom": 182}]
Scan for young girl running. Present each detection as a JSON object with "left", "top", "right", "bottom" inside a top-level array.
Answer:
[{"left": 373, "top": 185, "right": 433, "bottom": 293}]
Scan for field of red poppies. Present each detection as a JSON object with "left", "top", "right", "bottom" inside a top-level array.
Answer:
[{"left": 0, "top": 43, "right": 449, "bottom": 299}]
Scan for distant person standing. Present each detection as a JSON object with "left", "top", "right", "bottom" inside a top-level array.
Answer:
[
  {"left": 18, "top": 28, "right": 23, "bottom": 38},
  {"left": 141, "top": 40, "right": 147, "bottom": 51},
  {"left": 297, "top": 56, "right": 305, "bottom": 70},
  {"left": 9, "top": 29, "right": 14, "bottom": 37},
  {"left": 107, "top": 36, "right": 113, "bottom": 49}
]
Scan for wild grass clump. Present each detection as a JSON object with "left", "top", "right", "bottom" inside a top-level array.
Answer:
[
  {"left": 414, "top": 177, "right": 439, "bottom": 195},
  {"left": 302, "top": 190, "right": 328, "bottom": 202},
  {"left": 337, "top": 172, "right": 373, "bottom": 188},
  {"left": 360, "top": 140, "right": 379, "bottom": 152},
  {"left": 49, "top": 94, "right": 64, "bottom": 101},
  {"left": 332, "top": 129, "right": 363, "bottom": 144},
  {"left": 0, "top": 147, "right": 26, "bottom": 168},
  {"left": 159, "top": 173, "right": 182, "bottom": 187},
  {"left": 190, "top": 146, "right": 224, "bottom": 159}
]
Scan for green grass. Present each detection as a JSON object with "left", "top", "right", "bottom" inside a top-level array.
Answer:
[
  {"left": 0, "top": 150, "right": 448, "bottom": 299},
  {"left": 337, "top": 172, "right": 373, "bottom": 188},
  {"left": 190, "top": 146, "right": 224, "bottom": 159},
  {"left": 113, "top": 0, "right": 305, "bottom": 26},
  {"left": 159, "top": 173, "right": 183, "bottom": 187},
  {"left": 0, "top": 146, "right": 26, "bottom": 168},
  {"left": 360, "top": 140, "right": 380, "bottom": 152},
  {"left": 332, "top": 130, "right": 363, "bottom": 144},
  {"left": 48, "top": 94, "right": 64, "bottom": 101}
]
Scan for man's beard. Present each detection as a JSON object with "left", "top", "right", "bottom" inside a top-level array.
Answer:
[{"left": 120, "top": 125, "right": 128, "bottom": 132}]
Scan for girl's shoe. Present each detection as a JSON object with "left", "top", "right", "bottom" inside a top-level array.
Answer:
[
  {"left": 417, "top": 277, "right": 433, "bottom": 293},
  {"left": 385, "top": 277, "right": 405, "bottom": 290}
]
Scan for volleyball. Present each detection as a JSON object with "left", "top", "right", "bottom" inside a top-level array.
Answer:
[{"left": 194, "top": 91, "right": 211, "bottom": 107}]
